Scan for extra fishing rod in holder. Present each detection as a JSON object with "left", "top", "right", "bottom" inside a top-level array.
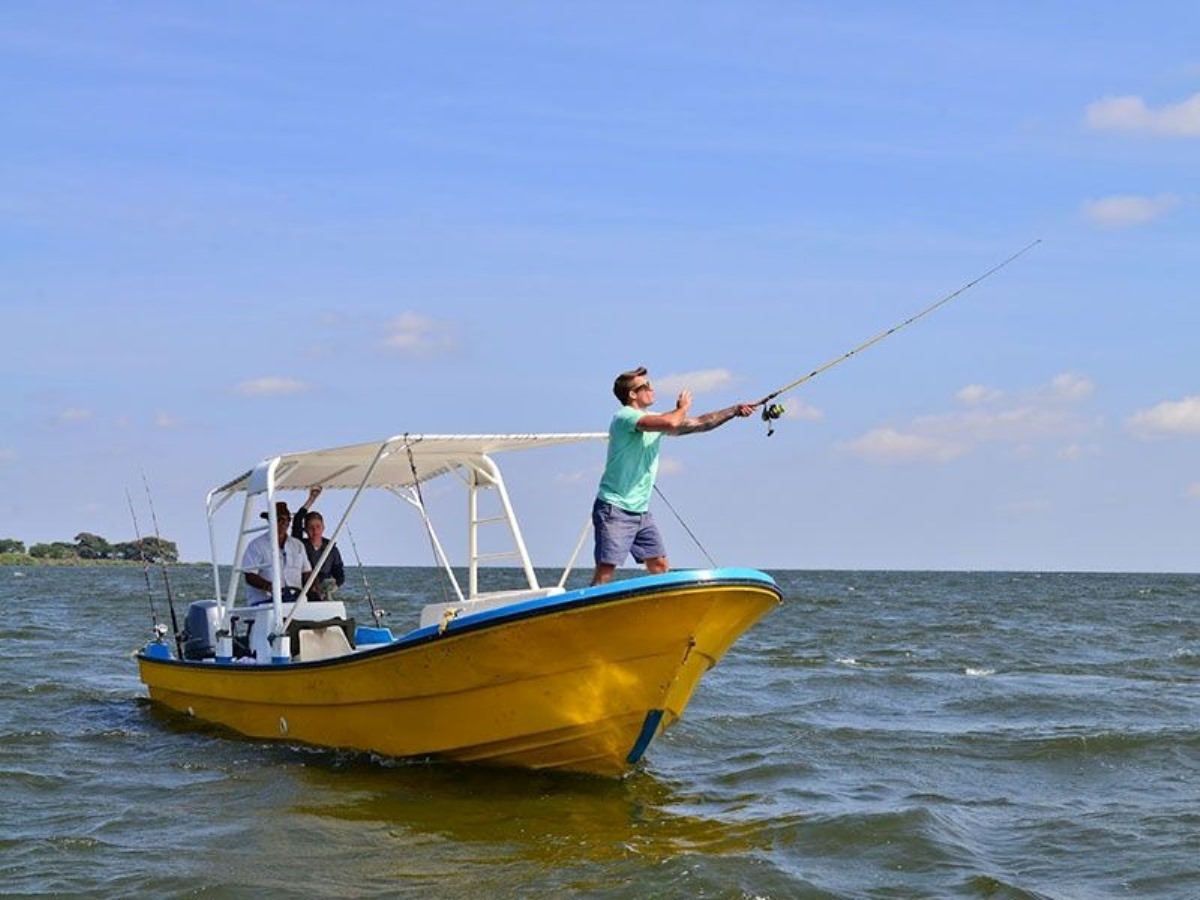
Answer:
[
  {"left": 141, "top": 470, "right": 183, "bottom": 658},
  {"left": 125, "top": 487, "right": 167, "bottom": 643},
  {"left": 751, "top": 239, "right": 1041, "bottom": 436}
]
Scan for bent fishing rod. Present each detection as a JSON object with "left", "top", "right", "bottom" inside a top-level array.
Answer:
[{"left": 752, "top": 239, "right": 1041, "bottom": 433}]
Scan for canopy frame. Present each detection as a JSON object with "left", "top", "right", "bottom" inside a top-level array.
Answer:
[{"left": 204, "top": 433, "right": 608, "bottom": 628}]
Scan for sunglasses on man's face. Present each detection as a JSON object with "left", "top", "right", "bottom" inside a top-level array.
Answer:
[{"left": 632, "top": 382, "right": 652, "bottom": 393}]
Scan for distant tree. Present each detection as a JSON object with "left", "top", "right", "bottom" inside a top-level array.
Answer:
[
  {"left": 146, "top": 536, "right": 179, "bottom": 563},
  {"left": 113, "top": 541, "right": 138, "bottom": 562},
  {"left": 115, "top": 536, "right": 179, "bottom": 563},
  {"left": 15, "top": 533, "right": 179, "bottom": 563},
  {"left": 114, "top": 540, "right": 147, "bottom": 562},
  {"left": 74, "top": 532, "right": 114, "bottom": 560},
  {"left": 29, "top": 541, "right": 79, "bottom": 560}
]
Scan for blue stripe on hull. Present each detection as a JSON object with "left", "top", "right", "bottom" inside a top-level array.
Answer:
[{"left": 626, "top": 709, "right": 665, "bottom": 764}]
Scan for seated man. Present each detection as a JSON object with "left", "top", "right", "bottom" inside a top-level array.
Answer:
[{"left": 241, "top": 501, "right": 311, "bottom": 605}]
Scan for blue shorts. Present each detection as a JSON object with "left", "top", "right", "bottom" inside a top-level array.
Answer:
[{"left": 592, "top": 499, "right": 666, "bottom": 566}]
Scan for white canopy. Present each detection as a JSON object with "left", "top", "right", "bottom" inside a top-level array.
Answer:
[
  {"left": 207, "top": 432, "right": 610, "bottom": 613},
  {"left": 213, "top": 433, "right": 608, "bottom": 498}
]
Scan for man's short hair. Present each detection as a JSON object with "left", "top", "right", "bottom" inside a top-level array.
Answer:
[{"left": 613, "top": 366, "right": 647, "bottom": 404}]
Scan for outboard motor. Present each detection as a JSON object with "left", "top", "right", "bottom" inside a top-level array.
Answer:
[{"left": 182, "top": 600, "right": 221, "bottom": 660}]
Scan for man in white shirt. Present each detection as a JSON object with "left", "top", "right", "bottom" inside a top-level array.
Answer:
[{"left": 241, "top": 501, "right": 312, "bottom": 605}]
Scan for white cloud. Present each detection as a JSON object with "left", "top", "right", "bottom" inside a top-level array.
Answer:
[
  {"left": 925, "top": 405, "right": 1090, "bottom": 444},
  {"left": 233, "top": 377, "right": 308, "bottom": 397},
  {"left": 1082, "top": 194, "right": 1179, "bottom": 229},
  {"left": 843, "top": 427, "right": 969, "bottom": 464},
  {"left": 1047, "top": 372, "right": 1095, "bottom": 402},
  {"left": 844, "top": 372, "right": 1099, "bottom": 464},
  {"left": 783, "top": 398, "right": 824, "bottom": 422},
  {"left": 1128, "top": 395, "right": 1200, "bottom": 438},
  {"left": 1187, "top": 483, "right": 1200, "bottom": 501},
  {"left": 56, "top": 407, "right": 93, "bottom": 424},
  {"left": 0, "top": 447, "right": 16, "bottom": 462},
  {"left": 956, "top": 384, "right": 1005, "bottom": 405},
  {"left": 1085, "top": 92, "right": 1200, "bottom": 136},
  {"left": 655, "top": 368, "right": 736, "bottom": 397},
  {"left": 380, "top": 312, "right": 459, "bottom": 358},
  {"left": 933, "top": 373, "right": 1096, "bottom": 443},
  {"left": 154, "top": 412, "right": 183, "bottom": 429},
  {"left": 956, "top": 373, "right": 1092, "bottom": 410}
]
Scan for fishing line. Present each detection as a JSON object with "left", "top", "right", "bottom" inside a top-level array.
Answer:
[
  {"left": 752, "top": 239, "right": 1041, "bottom": 429},
  {"left": 653, "top": 484, "right": 718, "bottom": 569}
]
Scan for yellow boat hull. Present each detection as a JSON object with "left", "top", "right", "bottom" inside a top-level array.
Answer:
[{"left": 138, "top": 572, "right": 781, "bottom": 777}]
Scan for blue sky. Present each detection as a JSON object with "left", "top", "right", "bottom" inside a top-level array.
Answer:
[{"left": 3, "top": 3, "right": 1198, "bottom": 572}]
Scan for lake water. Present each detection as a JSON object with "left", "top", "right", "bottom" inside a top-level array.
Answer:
[{"left": 1, "top": 565, "right": 1198, "bottom": 898}]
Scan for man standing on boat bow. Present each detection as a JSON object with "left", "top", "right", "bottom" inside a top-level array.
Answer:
[{"left": 591, "top": 366, "right": 753, "bottom": 585}]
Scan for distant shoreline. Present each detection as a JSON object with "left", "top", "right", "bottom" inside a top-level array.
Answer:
[{"left": 0, "top": 555, "right": 200, "bottom": 567}]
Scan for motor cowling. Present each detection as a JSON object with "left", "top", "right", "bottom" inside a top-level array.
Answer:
[{"left": 182, "top": 600, "right": 221, "bottom": 660}]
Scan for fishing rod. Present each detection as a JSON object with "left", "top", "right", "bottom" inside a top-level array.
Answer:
[
  {"left": 753, "top": 239, "right": 1041, "bottom": 433},
  {"left": 125, "top": 487, "right": 165, "bottom": 641},
  {"left": 346, "top": 527, "right": 386, "bottom": 628},
  {"left": 141, "top": 470, "right": 182, "bottom": 658}
]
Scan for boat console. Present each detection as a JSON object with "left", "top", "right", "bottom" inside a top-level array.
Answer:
[{"left": 181, "top": 598, "right": 353, "bottom": 664}]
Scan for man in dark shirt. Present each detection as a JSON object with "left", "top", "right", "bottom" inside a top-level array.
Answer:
[{"left": 292, "top": 487, "right": 346, "bottom": 600}]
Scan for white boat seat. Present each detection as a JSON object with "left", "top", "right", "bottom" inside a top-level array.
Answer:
[
  {"left": 286, "top": 617, "right": 356, "bottom": 661},
  {"left": 296, "top": 625, "right": 354, "bottom": 662}
]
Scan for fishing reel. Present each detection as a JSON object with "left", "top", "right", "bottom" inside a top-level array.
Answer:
[{"left": 761, "top": 402, "right": 785, "bottom": 436}]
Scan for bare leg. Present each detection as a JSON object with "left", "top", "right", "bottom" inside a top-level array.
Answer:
[
  {"left": 643, "top": 556, "right": 669, "bottom": 575},
  {"left": 591, "top": 563, "right": 617, "bottom": 586}
]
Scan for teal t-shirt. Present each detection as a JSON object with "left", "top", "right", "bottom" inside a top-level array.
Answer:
[{"left": 597, "top": 405, "right": 662, "bottom": 513}]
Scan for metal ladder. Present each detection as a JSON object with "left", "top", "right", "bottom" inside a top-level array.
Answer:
[{"left": 465, "top": 456, "right": 538, "bottom": 598}]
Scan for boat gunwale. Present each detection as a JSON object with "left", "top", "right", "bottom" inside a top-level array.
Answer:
[{"left": 137, "top": 567, "right": 781, "bottom": 673}]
